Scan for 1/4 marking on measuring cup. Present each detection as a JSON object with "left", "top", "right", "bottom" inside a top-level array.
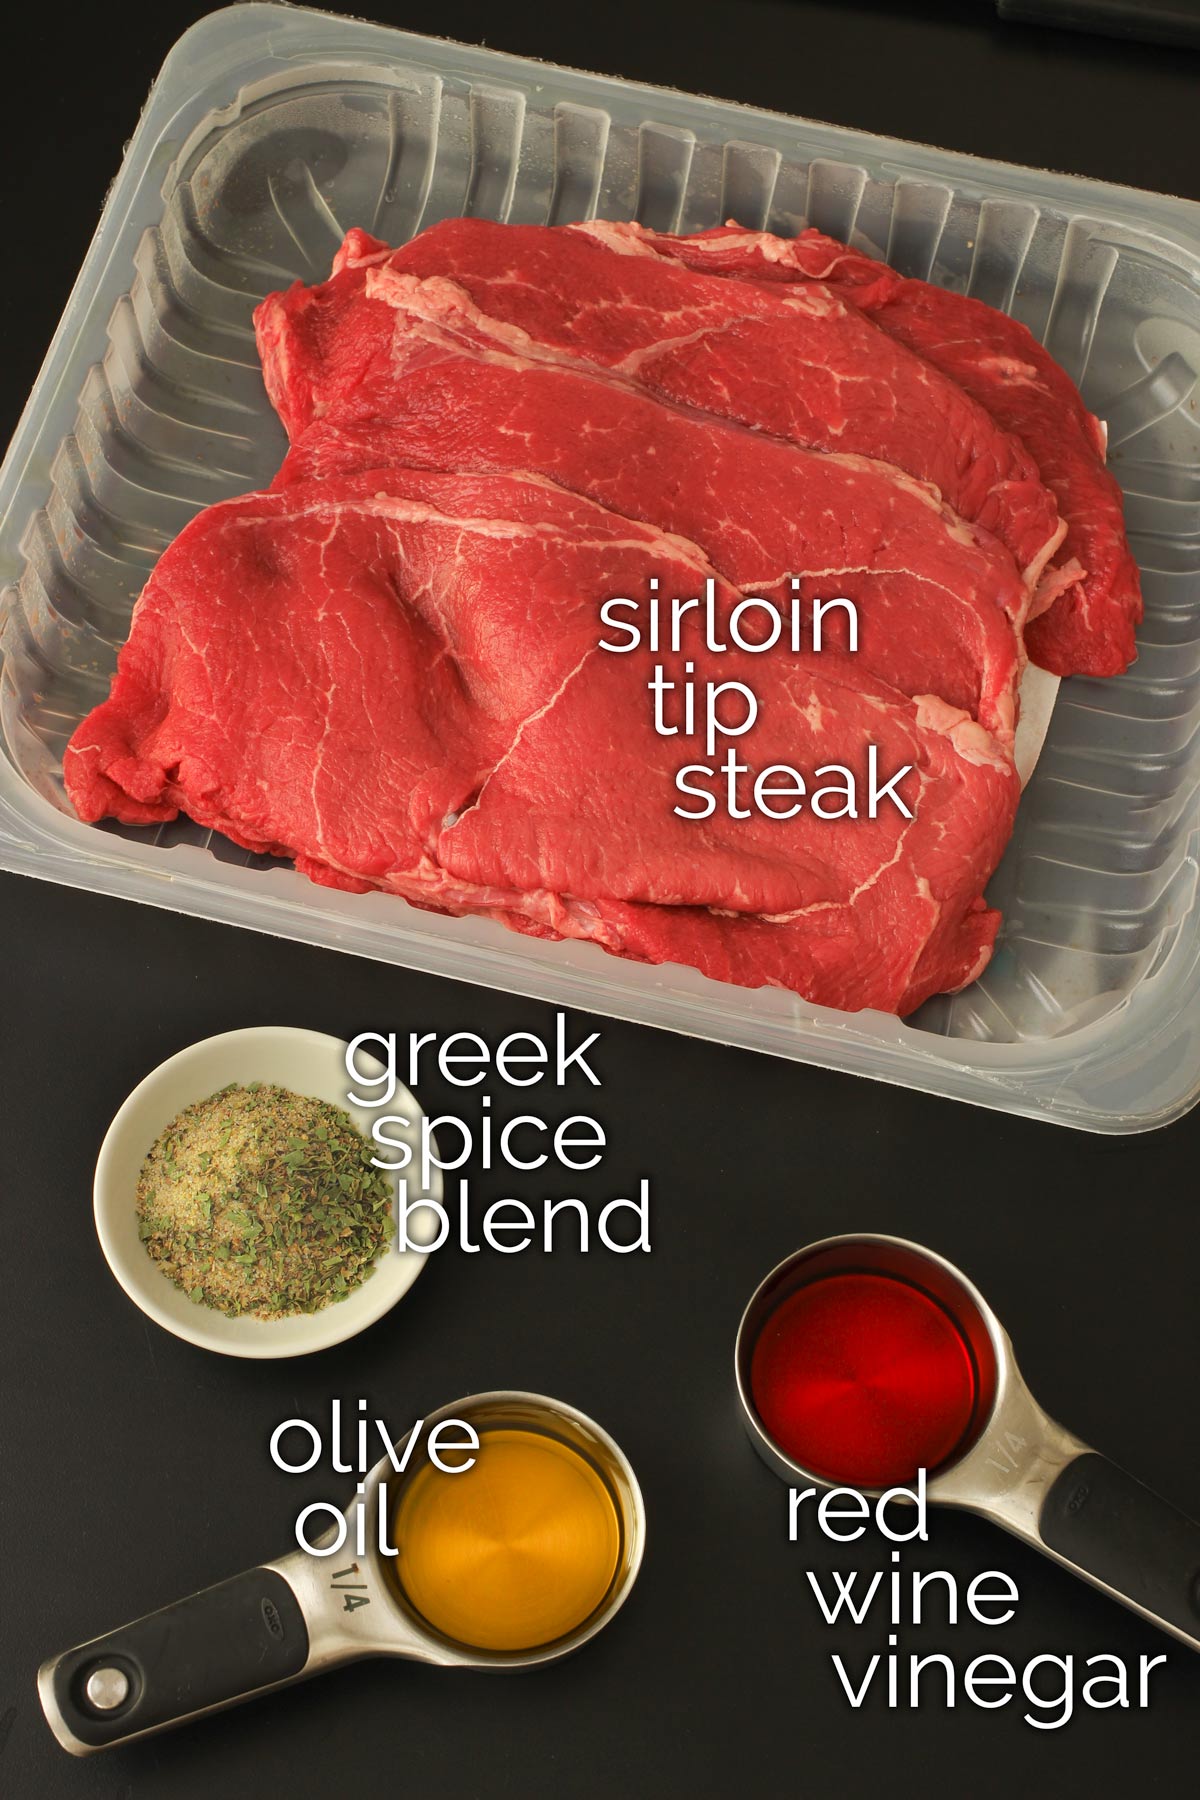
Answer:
[
  {"left": 982, "top": 1431, "right": 1030, "bottom": 1475},
  {"left": 331, "top": 1561, "right": 371, "bottom": 1612}
]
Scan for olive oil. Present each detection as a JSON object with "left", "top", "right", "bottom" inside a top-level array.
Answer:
[{"left": 391, "top": 1428, "right": 621, "bottom": 1652}]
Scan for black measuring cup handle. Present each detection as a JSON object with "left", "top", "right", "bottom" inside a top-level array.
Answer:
[
  {"left": 1039, "top": 1452, "right": 1200, "bottom": 1651},
  {"left": 39, "top": 1566, "right": 312, "bottom": 1752}
]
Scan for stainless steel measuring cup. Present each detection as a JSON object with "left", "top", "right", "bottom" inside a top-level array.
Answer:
[
  {"left": 735, "top": 1235, "right": 1200, "bottom": 1651},
  {"left": 39, "top": 1390, "right": 645, "bottom": 1754}
]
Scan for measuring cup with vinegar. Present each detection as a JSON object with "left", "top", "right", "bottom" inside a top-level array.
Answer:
[{"left": 735, "top": 1235, "right": 1200, "bottom": 1651}]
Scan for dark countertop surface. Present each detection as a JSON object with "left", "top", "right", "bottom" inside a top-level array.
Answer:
[{"left": 2, "top": 4, "right": 1198, "bottom": 1796}]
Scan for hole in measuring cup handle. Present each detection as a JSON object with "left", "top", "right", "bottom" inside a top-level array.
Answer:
[{"left": 77, "top": 1656, "right": 140, "bottom": 1718}]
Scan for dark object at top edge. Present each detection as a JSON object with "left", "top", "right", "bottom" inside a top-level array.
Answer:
[{"left": 998, "top": 0, "right": 1200, "bottom": 49}]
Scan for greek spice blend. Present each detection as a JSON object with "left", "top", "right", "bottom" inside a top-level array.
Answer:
[{"left": 136, "top": 1083, "right": 395, "bottom": 1319}]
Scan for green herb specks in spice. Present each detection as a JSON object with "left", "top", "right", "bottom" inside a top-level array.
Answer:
[{"left": 135, "top": 1083, "right": 394, "bottom": 1322}]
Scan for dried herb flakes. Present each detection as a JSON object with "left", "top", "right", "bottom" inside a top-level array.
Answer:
[{"left": 135, "top": 1083, "right": 394, "bottom": 1321}]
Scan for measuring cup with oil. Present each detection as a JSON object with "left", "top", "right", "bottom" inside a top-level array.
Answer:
[{"left": 39, "top": 1390, "right": 645, "bottom": 1754}]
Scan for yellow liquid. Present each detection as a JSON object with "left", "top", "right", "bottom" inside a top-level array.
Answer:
[{"left": 392, "top": 1429, "right": 621, "bottom": 1652}]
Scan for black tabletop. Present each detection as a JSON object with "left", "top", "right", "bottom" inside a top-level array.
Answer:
[{"left": 2, "top": 4, "right": 1198, "bottom": 1796}]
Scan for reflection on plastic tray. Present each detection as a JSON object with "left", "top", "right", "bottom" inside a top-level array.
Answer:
[{"left": 2, "top": 3, "right": 1200, "bottom": 1131}]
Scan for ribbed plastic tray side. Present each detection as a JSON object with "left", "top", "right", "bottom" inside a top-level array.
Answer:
[{"left": 2, "top": 3, "right": 1199, "bottom": 1131}]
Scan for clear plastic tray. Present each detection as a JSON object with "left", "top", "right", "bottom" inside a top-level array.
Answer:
[{"left": 3, "top": 2, "right": 1199, "bottom": 1132}]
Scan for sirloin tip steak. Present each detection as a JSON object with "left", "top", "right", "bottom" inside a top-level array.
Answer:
[
  {"left": 575, "top": 219, "right": 1143, "bottom": 678},
  {"left": 255, "top": 220, "right": 1066, "bottom": 615},
  {"left": 66, "top": 213, "right": 1140, "bottom": 1016},
  {"left": 264, "top": 295, "right": 1028, "bottom": 745},
  {"left": 63, "top": 468, "right": 1018, "bottom": 1016}
]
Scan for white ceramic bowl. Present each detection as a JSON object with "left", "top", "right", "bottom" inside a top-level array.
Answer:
[{"left": 94, "top": 1027, "right": 441, "bottom": 1358}]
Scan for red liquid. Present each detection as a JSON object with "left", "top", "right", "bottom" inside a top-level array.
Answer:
[{"left": 750, "top": 1272, "right": 977, "bottom": 1488}]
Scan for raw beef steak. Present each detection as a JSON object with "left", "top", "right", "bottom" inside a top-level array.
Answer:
[
  {"left": 266, "top": 304, "right": 1027, "bottom": 745},
  {"left": 256, "top": 219, "right": 1065, "bottom": 615},
  {"left": 63, "top": 468, "right": 1018, "bottom": 1015},
  {"left": 576, "top": 220, "right": 1142, "bottom": 677}
]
